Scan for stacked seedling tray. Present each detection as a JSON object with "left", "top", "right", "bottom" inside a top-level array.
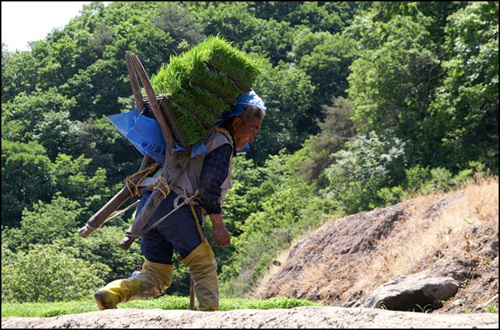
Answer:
[{"left": 150, "top": 35, "right": 260, "bottom": 148}]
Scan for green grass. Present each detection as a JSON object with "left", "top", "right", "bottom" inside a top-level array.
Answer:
[{"left": 2, "top": 296, "right": 321, "bottom": 317}]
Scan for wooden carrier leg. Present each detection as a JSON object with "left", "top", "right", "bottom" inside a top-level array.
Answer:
[{"left": 78, "top": 54, "right": 159, "bottom": 238}]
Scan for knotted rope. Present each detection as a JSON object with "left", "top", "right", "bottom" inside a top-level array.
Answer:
[
  {"left": 153, "top": 176, "right": 171, "bottom": 199},
  {"left": 124, "top": 162, "right": 161, "bottom": 197}
]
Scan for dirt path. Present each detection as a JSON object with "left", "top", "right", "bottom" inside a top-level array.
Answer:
[{"left": 2, "top": 306, "right": 498, "bottom": 328}]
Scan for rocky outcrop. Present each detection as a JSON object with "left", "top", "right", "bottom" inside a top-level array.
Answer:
[{"left": 255, "top": 180, "right": 499, "bottom": 314}]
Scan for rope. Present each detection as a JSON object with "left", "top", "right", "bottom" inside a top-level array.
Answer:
[
  {"left": 86, "top": 199, "right": 141, "bottom": 234},
  {"left": 140, "top": 189, "right": 200, "bottom": 236},
  {"left": 153, "top": 176, "right": 171, "bottom": 199},
  {"left": 102, "top": 200, "right": 141, "bottom": 225},
  {"left": 185, "top": 189, "right": 208, "bottom": 244},
  {"left": 213, "top": 126, "right": 232, "bottom": 143},
  {"left": 125, "top": 162, "right": 161, "bottom": 197},
  {"left": 189, "top": 202, "right": 208, "bottom": 245},
  {"left": 83, "top": 223, "right": 98, "bottom": 231}
]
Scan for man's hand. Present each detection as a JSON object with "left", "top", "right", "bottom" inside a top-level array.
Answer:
[
  {"left": 209, "top": 214, "right": 231, "bottom": 247},
  {"left": 212, "top": 224, "right": 230, "bottom": 247}
]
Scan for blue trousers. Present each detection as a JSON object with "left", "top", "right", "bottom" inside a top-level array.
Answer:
[{"left": 137, "top": 191, "right": 204, "bottom": 265}]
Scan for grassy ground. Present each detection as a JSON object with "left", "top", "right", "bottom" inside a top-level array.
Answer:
[{"left": 2, "top": 296, "right": 320, "bottom": 317}]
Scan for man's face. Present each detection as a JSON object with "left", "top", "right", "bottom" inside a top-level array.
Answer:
[{"left": 232, "top": 115, "right": 262, "bottom": 151}]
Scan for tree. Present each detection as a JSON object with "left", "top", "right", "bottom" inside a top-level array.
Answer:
[
  {"left": 1, "top": 88, "right": 78, "bottom": 146},
  {"left": 424, "top": 1, "right": 499, "bottom": 173},
  {"left": 50, "top": 154, "right": 110, "bottom": 217},
  {"left": 322, "top": 130, "right": 407, "bottom": 214},
  {"left": 1, "top": 243, "right": 110, "bottom": 302},
  {"left": 1, "top": 47, "right": 40, "bottom": 103},
  {"left": 32, "top": 110, "right": 83, "bottom": 160},
  {"left": 293, "top": 28, "right": 358, "bottom": 105},
  {"left": 347, "top": 13, "right": 439, "bottom": 138},
  {"left": 1, "top": 140, "right": 53, "bottom": 226},
  {"left": 2, "top": 193, "right": 84, "bottom": 251},
  {"left": 287, "top": 1, "right": 362, "bottom": 34},
  {"left": 299, "top": 97, "right": 358, "bottom": 187},
  {"left": 249, "top": 59, "right": 316, "bottom": 163},
  {"left": 151, "top": 2, "right": 205, "bottom": 53}
]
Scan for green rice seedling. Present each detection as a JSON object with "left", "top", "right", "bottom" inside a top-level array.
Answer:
[
  {"left": 150, "top": 35, "right": 260, "bottom": 147},
  {"left": 486, "top": 303, "right": 498, "bottom": 313},
  {"left": 412, "top": 303, "right": 432, "bottom": 313},
  {"left": 168, "top": 101, "right": 207, "bottom": 146}
]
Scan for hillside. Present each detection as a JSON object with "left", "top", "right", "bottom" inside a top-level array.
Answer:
[{"left": 256, "top": 176, "right": 499, "bottom": 314}]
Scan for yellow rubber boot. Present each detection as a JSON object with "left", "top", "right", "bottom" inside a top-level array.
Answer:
[
  {"left": 94, "top": 259, "right": 173, "bottom": 310},
  {"left": 181, "top": 242, "right": 219, "bottom": 311}
]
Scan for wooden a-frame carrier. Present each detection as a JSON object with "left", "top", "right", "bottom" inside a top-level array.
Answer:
[{"left": 77, "top": 54, "right": 196, "bottom": 309}]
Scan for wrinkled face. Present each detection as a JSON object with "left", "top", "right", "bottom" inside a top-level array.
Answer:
[{"left": 231, "top": 115, "right": 262, "bottom": 151}]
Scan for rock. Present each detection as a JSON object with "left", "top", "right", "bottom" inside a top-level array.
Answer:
[
  {"left": 364, "top": 271, "right": 459, "bottom": 311},
  {"left": 490, "top": 240, "right": 498, "bottom": 254}
]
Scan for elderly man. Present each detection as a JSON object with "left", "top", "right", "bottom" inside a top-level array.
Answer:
[{"left": 94, "top": 90, "right": 265, "bottom": 311}]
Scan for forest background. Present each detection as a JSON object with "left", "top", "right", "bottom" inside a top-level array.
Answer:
[{"left": 1, "top": 1, "right": 498, "bottom": 303}]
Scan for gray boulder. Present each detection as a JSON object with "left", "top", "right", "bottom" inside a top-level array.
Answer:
[{"left": 364, "top": 271, "right": 459, "bottom": 311}]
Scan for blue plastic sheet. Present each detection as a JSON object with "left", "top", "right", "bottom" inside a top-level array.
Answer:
[{"left": 108, "top": 108, "right": 167, "bottom": 164}]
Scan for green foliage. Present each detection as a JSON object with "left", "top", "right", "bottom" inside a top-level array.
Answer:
[
  {"left": 50, "top": 154, "right": 110, "bottom": 217},
  {"left": 32, "top": 110, "right": 83, "bottom": 160},
  {"left": 62, "top": 225, "right": 145, "bottom": 284},
  {"left": 377, "top": 185, "right": 405, "bottom": 207},
  {"left": 1, "top": 139, "right": 53, "bottom": 225},
  {"left": 1, "top": 136, "right": 110, "bottom": 227},
  {"left": 199, "top": 2, "right": 259, "bottom": 51},
  {"left": 287, "top": 2, "right": 361, "bottom": 34},
  {"left": 2, "top": 194, "right": 84, "bottom": 252},
  {"left": 1, "top": 1, "right": 498, "bottom": 305},
  {"left": 1, "top": 88, "right": 78, "bottom": 145},
  {"left": 347, "top": 13, "right": 439, "bottom": 138},
  {"left": 404, "top": 164, "right": 432, "bottom": 194},
  {"left": 299, "top": 97, "right": 358, "bottom": 187},
  {"left": 1, "top": 49, "right": 40, "bottom": 103},
  {"left": 410, "top": 161, "right": 487, "bottom": 196},
  {"left": 219, "top": 152, "right": 337, "bottom": 298},
  {"left": 151, "top": 2, "right": 205, "bottom": 53},
  {"left": 293, "top": 28, "right": 358, "bottom": 103},
  {"left": 2, "top": 300, "right": 97, "bottom": 318},
  {"left": 249, "top": 60, "right": 316, "bottom": 163},
  {"left": 75, "top": 114, "right": 141, "bottom": 180},
  {"left": 1, "top": 243, "right": 110, "bottom": 303},
  {"left": 322, "top": 130, "right": 407, "bottom": 214},
  {"left": 412, "top": 303, "right": 432, "bottom": 313},
  {"left": 424, "top": 1, "right": 499, "bottom": 173}
]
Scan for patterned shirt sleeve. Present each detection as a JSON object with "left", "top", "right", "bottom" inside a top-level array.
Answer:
[{"left": 198, "top": 143, "right": 233, "bottom": 214}]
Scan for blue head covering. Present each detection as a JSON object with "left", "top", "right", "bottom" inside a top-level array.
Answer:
[
  {"left": 213, "top": 89, "right": 266, "bottom": 152},
  {"left": 216, "top": 89, "right": 266, "bottom": 126}
]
